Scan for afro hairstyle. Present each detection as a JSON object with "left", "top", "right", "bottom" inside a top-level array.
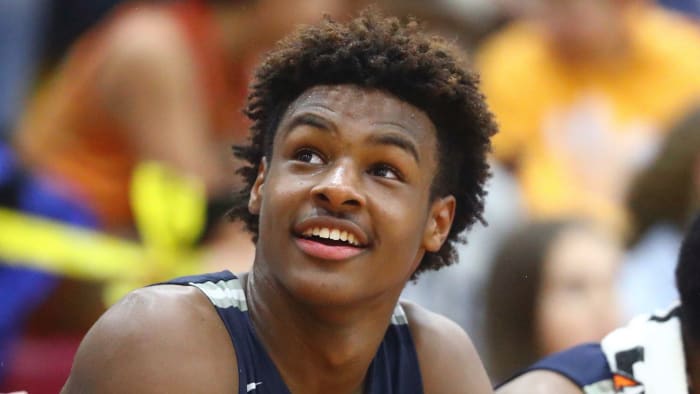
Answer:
[{"left": 228, "top": 8, "right": 497, "bottom": 278}]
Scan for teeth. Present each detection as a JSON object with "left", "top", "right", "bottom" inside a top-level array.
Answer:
[
  {"left": 319, "top": 228, "right": 330, "bottom": 238},
  {"left": 302, "top": 226, "right": 362, "bottom": 246}
]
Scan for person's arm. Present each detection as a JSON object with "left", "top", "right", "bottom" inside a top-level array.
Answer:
[
  {"left": 496, "top": 370, "right": 583, "bottom": 394},
  {"left": 403, "top": 301, "right": 493, "bottom": 394},
  {"left": 96, "top": 9, "right": 229, "bottom": 195},
  {"left": 61, "top": 285, "right": 237, "bottom": 393}
]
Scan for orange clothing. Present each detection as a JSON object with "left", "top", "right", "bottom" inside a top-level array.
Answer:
[
  {"left": 476, "top": 5, "right": 700, "bottom": 230},
  {"left": 15, "top": 1, "right": 248, "bottom": 230}
]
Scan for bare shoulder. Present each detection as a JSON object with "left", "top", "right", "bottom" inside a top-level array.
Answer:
[
  {"left": 401, "top": 300, "right": 493, "bottom": 394},
  {"left": 496, "top": 370, "right": 583, "bottom": 394},
  {"left": 98, "top": 7, "right": 195, "bottom": 93},
  {"left": 104, "top": 7, "right": 187, "bottom": 61},
  {"left": 61, "top": 285, "right": 237, "bottom": 393}
]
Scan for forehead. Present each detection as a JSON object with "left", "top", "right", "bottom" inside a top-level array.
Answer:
[{"left": 280, "top": 84, "right": 437, "bottom": 139}]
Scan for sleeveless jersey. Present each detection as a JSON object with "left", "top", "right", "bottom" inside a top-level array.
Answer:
[
  {"left": 499, "top": 306, "right": 689, "bottom": 394},
  {"left": 161, "top": 271, "right": 424, "bottom": 394},
  {"left": 499, "top": 343, "right": 615, "bottom": 393}
]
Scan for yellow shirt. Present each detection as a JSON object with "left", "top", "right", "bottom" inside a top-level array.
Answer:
[{"left": 477, "top": 6, "right": 700, "bottom": 230}]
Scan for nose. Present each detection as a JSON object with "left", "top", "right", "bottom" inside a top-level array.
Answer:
[{"left": 310, "top": 160, "right": 365, "bottom": 211}]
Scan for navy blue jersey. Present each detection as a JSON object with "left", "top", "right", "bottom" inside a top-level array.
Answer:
[
  {"left": 161, "top": 270, "right": 424, "bottom": 393},
  {"left": 498, "top": 344, "right": 614, "bottom": 393},
  {"left": 498, "top": 305, "right": 690, "bottom": 394}
]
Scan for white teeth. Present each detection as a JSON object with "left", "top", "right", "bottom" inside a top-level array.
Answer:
[
  {"left": 303, "top": 226, "right": 362, "bottom": 246},
  {"left": 319, "top": 228, "right": 330, "bottom": 238}
]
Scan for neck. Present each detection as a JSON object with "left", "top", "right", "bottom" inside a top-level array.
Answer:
[{"left": 242, "top": 265, "right": 404, "bottom": 394}]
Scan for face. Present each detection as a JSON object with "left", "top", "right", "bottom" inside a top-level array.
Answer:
[
  {"left": 534, "top": 227, "right": 622, "bottom": 356},
  {"left": 248, "top": 85, "right": 455, "bottom": 306}
]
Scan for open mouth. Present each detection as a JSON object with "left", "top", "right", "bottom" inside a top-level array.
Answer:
[{"left": 300, "top": 227, "right": 363, "bottom": 247}]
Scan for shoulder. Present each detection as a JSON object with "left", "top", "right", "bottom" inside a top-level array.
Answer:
[
  {"left": 62, "top": 285, "right": 237, "bottom": 393},
  {"left": 496, "top": 370, "right": 583, "bottom": 394},
  {"left": 97, "top": 6, "right": 195, "bottom": 91},
  {"left": 496, "top": 343, "right": 612, "bottom": 394},
  {"left": 401, "top": 300, "right": 493, "bottom": 394},
  {"left": 105, "top": 7, "right": 187, "bottom": 60}
]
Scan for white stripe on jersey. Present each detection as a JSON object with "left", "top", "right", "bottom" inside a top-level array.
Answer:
[{"left": 190, "top": 279, "right": 247, "bottom": 311}]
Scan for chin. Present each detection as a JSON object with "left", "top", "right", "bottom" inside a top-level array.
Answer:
[{"left": 277, "top": 265, "right": 372, "bottom": 307}]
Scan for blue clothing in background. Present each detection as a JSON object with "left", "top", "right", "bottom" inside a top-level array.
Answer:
[
  {"left": 0, "top": 142, "right": 97, "bottom": 382},
  {"left": 659, "top": 0, "right": 700, "bottom": 17}
]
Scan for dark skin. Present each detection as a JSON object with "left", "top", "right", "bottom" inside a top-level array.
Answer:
[{"left": 62, "top": 85, "right": 492, "bottom": 393}]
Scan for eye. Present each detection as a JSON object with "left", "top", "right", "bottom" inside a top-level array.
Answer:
[
  {"left": 293, "top": 148, "right": 324, "bottom": 164},
  {"left": 368, "top": 164, "right": 402, "bottom": 181}
]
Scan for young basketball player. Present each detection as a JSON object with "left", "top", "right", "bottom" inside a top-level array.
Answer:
[{"left": 62, "top": 9, "right": 497, "bottom": 393}]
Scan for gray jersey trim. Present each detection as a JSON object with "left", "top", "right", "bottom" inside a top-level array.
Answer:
[
  {"left": 583, "top": 379, "right": 614, "bottom": 394},
  {"left": 190, "top": 279, "right": 248, "bottom": 311}
]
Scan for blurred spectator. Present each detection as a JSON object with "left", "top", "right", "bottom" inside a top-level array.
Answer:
[
  {"left": 496, "top": 212, "right": 700, "bottom": 394},
  {"left": 476, "top": 0, "right": 700, "bottom": 232},
  {"left": 0, "top": 0, "right": 125, "bottom": 141},
  {"left": 0, "top": 142, "right": 98, "bottom": 391},
  {"left": 402, "top": 162, "right": 524, "bottom": 351},
  {"left": 14, "top": 0, "right": 358, "bottom": 235},
  {"left": 4, "top": 1, "right": 360, "bottom": 391},
  {"left": 381, "top": 0, "right": 506, "bottom": 53},
  {"left": 620, "top": 106, "right": 700, "bottom": 318},
  {"left": 484, "top": 219, "right": 622, "bottom": 384}
]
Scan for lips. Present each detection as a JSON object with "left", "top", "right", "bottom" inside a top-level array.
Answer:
[{"left": 293, "top": 217, "right": 370, "bottom": 261}]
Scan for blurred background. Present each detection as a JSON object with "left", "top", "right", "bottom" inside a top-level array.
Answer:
[{"left": 0, "top": 0, "right": 698, "bottom": 392}]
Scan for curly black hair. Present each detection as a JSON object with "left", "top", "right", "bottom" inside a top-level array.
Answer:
[{"left": 229, "top": 8, "right": 497, "bottom": 277}]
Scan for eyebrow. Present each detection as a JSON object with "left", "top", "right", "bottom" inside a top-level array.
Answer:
[
  {"left": 367, "top": 133, "right": 420, "bottom": 164},
  {"left": 282, "top": 112, "right": 337, "bottom": 137},
  {"left": 282, "top": 112, "right": 421, "bottom": 163}
]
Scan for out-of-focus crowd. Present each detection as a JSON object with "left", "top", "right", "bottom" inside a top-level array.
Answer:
[{"left": 0, "top": 0, "right": 699, "bottom": 392}]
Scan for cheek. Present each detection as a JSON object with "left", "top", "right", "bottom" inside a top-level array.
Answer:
[
  {"left": 371, "top": 190, "right": 426, "bottom": 239},
  {"left": 259, "top": 175, "right": 307, "bottom": 226}
]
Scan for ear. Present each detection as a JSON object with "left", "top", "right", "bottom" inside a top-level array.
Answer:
[
  {"left": 422, "top": 195, "right": 456, "bottom": 252},
  {"left": 248, "top": 158, "right": 268, "bottom": 215}
]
